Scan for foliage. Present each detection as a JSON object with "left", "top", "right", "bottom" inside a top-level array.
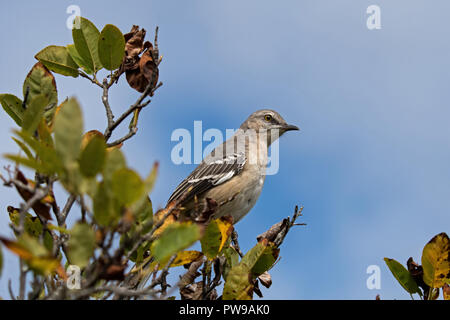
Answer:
[
  {"left": 0, "top": 17, "right": 303, "bottom": 300},
  {"left": 384, "top": 232, "right": 450, "bottom": 300}
]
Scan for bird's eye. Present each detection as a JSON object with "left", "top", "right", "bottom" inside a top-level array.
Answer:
[{"left": 264, "top": 114, "right": 272, "bottom": 122}]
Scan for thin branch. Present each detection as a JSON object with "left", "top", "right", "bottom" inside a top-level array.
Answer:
[
  {"left": 106, "top": 127, "right": 138, "bottom": 148},
  {"left": 102, "top": 79, "right": 115, "bottom": 128},
  {"left": 60, "top": 194, "right": 76, "bottom": 225},
  {"left": 70, "top": 284, "right": 159, "bottom": 300},
  {"left": 148, "top": 254, "right": 177, "bottom": 297},
  {"left": 257, "top": 205, "right": 305, "bottom": 248},
  {"left": 231, "top": 230, "right": 244, "bottom": 257},
  {"left": 8, "top": 279, "right": 16, "bottom": 300},
  {"left": 19, "top": 260, "right": 27, "bottom": 300},
  {"left": 104, "top": 81, "right": 162, "bottom": 141},
  {"left": 79, "top": 71, "right": 102, "bottom": 88},
  {"left": 274, "top": 205, "right": 304, "bottom": 247}
]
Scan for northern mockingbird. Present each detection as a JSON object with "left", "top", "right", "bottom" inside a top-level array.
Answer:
[
  {"left": 123, "top": 109, "right": 298, "bottom": 292},
  {"left": 168, "top": 109, "right": 299, "bottom": 224}
]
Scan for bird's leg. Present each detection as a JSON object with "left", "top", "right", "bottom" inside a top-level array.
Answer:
[{"left": 231, "top": 230, "right": 244, "bottom": 258}]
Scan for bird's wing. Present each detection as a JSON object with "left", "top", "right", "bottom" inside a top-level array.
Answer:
[{"left": 167, "top": 152, "right": 246, "bottom": 204}]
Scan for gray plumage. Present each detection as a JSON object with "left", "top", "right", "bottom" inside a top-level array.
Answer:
[{"left": 168, "top": 109, "right": 299, "bottom": 224}]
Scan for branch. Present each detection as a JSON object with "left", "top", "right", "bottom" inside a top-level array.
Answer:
[
  {"left": 102, "top": 79, "right": 115, "bottom": 129},
  {"left": 70, "top": 284, "right": 159, "bottom": 300},
  {"left": 106, "top": 127, "right": 138, "bottom": 148},
  {"left": 59, "top": 194, "right": 76, "bottom": 225},
  {"left": 257, "top": 205, "right": 305, "bottom": 248},
  {"left": 104, "top": 81, "right": 162, "bottom": 141},
  {"left": 79, "top": 71, "right": 102, "bottom": 88}
]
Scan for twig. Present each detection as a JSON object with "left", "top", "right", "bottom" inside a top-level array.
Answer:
[
  {"left": 19, "top": 259, "right": 27, "bottom": 300},
  {"left": 28, "top": 275, "right": 44, "bottom": 300},
  {"left": 79, "top": 71, "right": 102, "bottom": 88},
  {"left": 60, "top": 194, "right": 76, "bottom": 225},
  {"left": 231, "top": 230, "right": 244, "bottom": 257},
  {"left": 149, "top": 254, "right": 177, "bottom": 297},
  {"left": 273, "top": 205, "right": 304, "bottom": 247},
  {"left": 102, "top": 79, "right": 115, "bottom": 128},
  {"left": 106, "top": 127, "right": 138, "bottom": 148},
  {"left": 104, "top": 81, "right": 162, "bottom": 141},
  {"left": 8, "top": 279, "right": 16, "bottom": 300},
  {"left": 70, "top": 284, "right": 159, "bottom": 300}
]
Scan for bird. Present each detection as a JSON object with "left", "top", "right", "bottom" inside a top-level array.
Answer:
[
  {"left": 121, "top": 109, "right": 299, "bottom": 293},
  {"left": 167, "top": 109, "right": 299, "bottom": 224}
]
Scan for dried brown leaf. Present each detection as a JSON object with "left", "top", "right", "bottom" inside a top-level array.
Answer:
[
  {"left": 258, "top": 271, "right": 272, "bottom": 288},
  {"left": 119, "top": 25, "right": 159, "bottom": 93},
  {"left": 15, "top": 170, "right": 52, "bottom": 220},
  {"left": 256, "top": 218, "right": 289, "bottom": 243},
  {"left": 406, "top": 257, "right": 429, "bottom": 297}
]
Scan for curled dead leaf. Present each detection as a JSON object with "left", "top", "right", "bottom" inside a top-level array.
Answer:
[
  {"left": 15, "top": 170, "right": 52, "bottom": 220},
  {"left": 258, "top": 271, "right": 272, "bottom": 288},
  {"left": 257, "top": 218, "right": 289, "bottom": 243},
  {"left": 118, "top": 25, "right": 159, "bottom": 93}
]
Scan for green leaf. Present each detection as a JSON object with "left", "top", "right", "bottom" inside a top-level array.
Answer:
[
  {"left": 79, "top": 135, "right": 106, "bottom": 177},
  {"left": 23, "top": 62, "right": 57, "bottom": 116},
  {"left": 143, "top": 162, "right": 158, "bottom": 195},
  {"left": 251, "top": 245, "right": 279, "bottom": 276},
  {"left": 98, "top": 24, "right": 125, "bottom": 71},
  {"left": 4, "top": 154, "right": 43, "bottom": 172},
  {"left": 67, "top": 223, "right": 95, "bottom": 268},
  {"left": 223, "top": 245, "right": 240, "bottom": 280},
  {"left": 9, "top": 208, "right": 43, "bottom": 237},
  {"left": 67, "top": 44, "right": 94, "bottom": 74},
  {"left": 0, "top": 94, "right": 23, "bottom": 126},
  {"left": 103, "top": 148, "right": 126, "bottom": 181},
  {"left": 201, "top": 217, "right": 233, "bottom": 259},
  {"left": 122, "top": 196, "right": 153, "bottom": 263},
  {"left": 223, "top": 240, "right": 279, "bottom": 300},
  {"left": 9, "top": 208, "right": 53, "bottom": 251},
  {"left": 35, "top": 45, "right": 79, "bottom": 77},
  {"left": 129, "top": 163, "right": 158, "bottom": 218},
  {"left": 384, "top": 258, "right": 422, "bottom": 294},
  {"left": 421, "top": 232, "right": 450, "bottom": 288},
  {"left": 37, "top": 120, "right": 54, "bottom": 149},
  {"left": 222, "top": 265, "right": 253, "bottom": 300},
  {"left": 135, "top": 196, "right": 153, "bottom": 228},
  {"left": 12, "top": 137, "right": 34, "bottom": 160},
  {"left": 240, "top": 240, "right": 279, "bottom": 277},
  {"left": 72, "top": 17, "right": 102, "bottom": 73},
  {"left": 10, "top": 129, "right": 63, "bottom": 175},
  {"left": 53, "top": 98, "right": 83, "bottom": 192},
  {"left": 151, "top": 222, "right": 202, "bottom": 263},
  {"left": 22, "top": 95, "right": 48, "bottom": 133},
  {"left": 93, "top": 181, "right": 120, "bottom": 227},
  {"left": 53, "top": 98, "right": 83, "bottom": 164},
  {"left": 111, "top": 168, "right": 144, "bottom": 206},
  {"left": 5, "top": 234, "right": 59, "bottom": 276}
]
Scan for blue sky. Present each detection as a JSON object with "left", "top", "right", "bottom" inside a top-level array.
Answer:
[{"left": 1, "top": 0, "right": 450, "bottom": 299}]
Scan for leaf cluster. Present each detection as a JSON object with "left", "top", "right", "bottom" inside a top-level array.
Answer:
[{"left": 384, "top": 232, "right": 450, "bottom": 300}]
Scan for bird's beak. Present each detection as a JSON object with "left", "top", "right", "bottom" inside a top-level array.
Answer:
[{"left": 282, "top": 124, "right": 300, "bottom": 132}]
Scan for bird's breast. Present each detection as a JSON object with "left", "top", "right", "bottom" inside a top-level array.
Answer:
[{"left": 205, "top": 162, "right": 266, "bottom": 223}]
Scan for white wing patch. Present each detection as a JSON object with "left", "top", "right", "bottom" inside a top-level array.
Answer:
[{"left": 167, "top": 152, "right": 246, "bottom": 204}]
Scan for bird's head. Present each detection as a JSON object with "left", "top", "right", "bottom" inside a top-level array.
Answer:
[{"left": 239, "top": 109, "right": 299, "bottom": 144}]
